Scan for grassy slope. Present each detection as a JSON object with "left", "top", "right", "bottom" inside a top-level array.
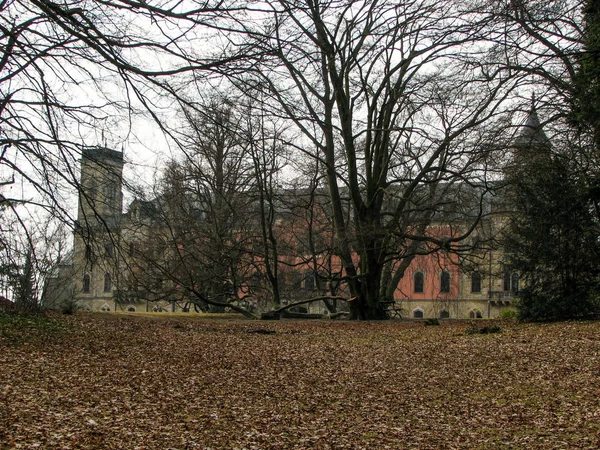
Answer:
[{"left": 1, "top": 313, "right": 599, "bottom": 449}]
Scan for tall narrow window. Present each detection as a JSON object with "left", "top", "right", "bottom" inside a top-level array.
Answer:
[
  {"left": 304, "top": 271, "right": 315, "bottom": 290},
  {"left": 503, "top": 271, "right": 511, "bottom": 291},
  {"left": 83, "top": 273, "right": 91, "bottom": 293},
  {"left": 414, "top": 272, "right": 424, "bottom": 293},
  {"left": 105, "top": 185, "right": 117, "bottom": 202},
  {"left": 511, "top": 273, "right": 519, "bottom": 294},
  {"left": 471, "top": 271, "right": 481, "bottom": 293},
  {"left": 440, "top": 271, "right": 450, "bottom": 293},
  {"left": 85, "top": 244, "right": 93, "bottom": 262},
  {"left": 104, "top": 273, "right": 112, "bottom": 292}
]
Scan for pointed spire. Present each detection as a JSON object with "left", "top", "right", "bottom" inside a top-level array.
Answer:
[{"left": 514, "top": 94, "right": 550, "bottom": 149}]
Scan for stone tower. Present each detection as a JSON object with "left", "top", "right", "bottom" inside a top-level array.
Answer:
[{"left": 74, "top": 147, "right": 124, "bottom": 310}]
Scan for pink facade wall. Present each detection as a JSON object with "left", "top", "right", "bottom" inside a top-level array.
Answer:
[{"left": 395, "top": 253, "right": 459, "bottom": 301}]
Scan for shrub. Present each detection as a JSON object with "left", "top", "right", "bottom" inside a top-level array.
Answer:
[
  {"left": 465, "top": 323, "right": 502, "bottom": 335},
  {"left": 424, "top": 318, "right": 440, "bottom": 326},
  {"left": 500, "top": 309, "right": 517, "bottom": 319},
  {"left": 60, "top": 298, "right": 80, "bottom": 315}
]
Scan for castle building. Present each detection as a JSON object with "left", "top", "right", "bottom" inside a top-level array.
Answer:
[{"left": 44, "top": 109, "right": 548, "bottom": 318}]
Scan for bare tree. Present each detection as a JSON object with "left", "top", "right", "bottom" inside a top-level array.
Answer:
[
  {"left": 119, "top": 93, "right": 260, "bottom": 314},
  {"left": 1, "top": 0, "right": 258, "bottom": 304},
  {"left": 217, "top": 0, "right": 524, "bottom": 318},
  {"left": 4, "top": 0, "right": 584, "bottom": 320}
]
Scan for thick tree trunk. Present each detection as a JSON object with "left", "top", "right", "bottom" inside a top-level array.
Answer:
[{"left": 348, "top": 248, "right": 387, "bottom": 320}]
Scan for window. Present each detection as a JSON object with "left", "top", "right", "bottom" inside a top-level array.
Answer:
[
  {"left": 85, "top": 245, "right": 94, "bottom": 262},
  {"left": 414, "top": 272, "right": 424, "bottom": 293},
  {"left": 127, "top": 306, "right": 136, "bottom": 312},
  {"left": 440, "top": 271, "right": 450, "bottom": 293},
  {"left": 83, "top": 273, "right": 91, "bottom": 293},
  {"left": 511, "top": 273, "right": 519, "bottom": 294},
  {"left": 104, "top": 243, "right": 113, "bottom": 258},
  {"left": 104, "top": 273, "right": 112, "bottom": 292},
  {"left": 290, "top": 271, "right": 302, "bottom": 290},
  {"left": 503, "top": 271, "right": 511, "bottom": 291},
  {"left": 439, "top": 310, "right": 450, "bottom": 319},
  {"left": 104, "top": 184, "right": 117, "bottom": 203},
  {"left": 330, "top": 273, "right": 342, "bottom": 293},
  {"left": 413, "top": 309, "right": 424, "bottom": 319},
  {"left": 250, "top": 272, "right": 263, "bottom": 290},
  {"left": 304, "top": 271, "right": 315, "bottom": 290},
  {"left": 469, "top": 309, "right": 483, "bottom": 319},
  {"left": 471, "top": 271, "right": 481, "bottom": 293},
  {"left": 504, "top": 271, "right": 519, "bottom": 293},
  {"left": 317, "top": 271, "right": 328, "bottom": 293}
]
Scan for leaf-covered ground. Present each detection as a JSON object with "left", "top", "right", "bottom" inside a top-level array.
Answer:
[{"left": 1, "top": 313, "right": 600, "bottom": 449}]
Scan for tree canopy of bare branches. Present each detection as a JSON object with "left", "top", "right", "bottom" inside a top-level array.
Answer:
[{"left": 2, "top": 0, "right": 593, "bottom": 318}]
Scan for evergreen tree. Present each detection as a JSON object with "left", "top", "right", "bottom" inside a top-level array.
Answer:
[
  {"left": 574, "top": 0, "right": 600, "bottom": 147},
  {"left": 504, "top": 137, "right": 600, "bottom": 321},
  {"left": 13, "top": 248, "right": 38, "bottom": 312},
  {"left": 572, "top": 0, "right": 600, "bottom": 215}
]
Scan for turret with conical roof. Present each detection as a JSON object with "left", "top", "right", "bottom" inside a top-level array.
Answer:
[{"left": 513, "top": 96, "right": 551, "bottom": 158}]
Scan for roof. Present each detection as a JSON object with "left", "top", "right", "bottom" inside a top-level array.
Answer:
[
  {"left": 514, "top": 102, "right": 551, "bottom": 150},
  {"left": 82, "top": 147, "right": 124, "bottom": 163}
]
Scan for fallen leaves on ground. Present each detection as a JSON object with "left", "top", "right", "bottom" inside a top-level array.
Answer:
[{"left": 1, "top": 314, "right": 600, "bottom": 449}]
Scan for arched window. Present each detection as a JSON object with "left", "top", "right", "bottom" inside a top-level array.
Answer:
[
  {"left": 413, "top": 308, "right": 424, "bottom": 319},
  {"left": 469, "top": 309, "right": 483, "bottom": 319},
  {"left": 471, "top": 271, "right": 481, "bottom": 293},
  {"left": 127, "top": 306, "right": 136, "bottom": 312},
  {"left": 104, "top": 273, "right": 112, "bottom": 292},
  {"left": 440, "top": 271, "right": 450, "bottom": 293},
  {"left": 414, "top": 272, "right": 424, "bottom": 293},
  {"left": 82, "top": 273, "right": 91, "bottom": 293},
  {"left": 439, "top": 310, "right": 450, "bottom": 319},
  {"left": 511, "top": 273, "right": 519, "bottom": 294}
]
